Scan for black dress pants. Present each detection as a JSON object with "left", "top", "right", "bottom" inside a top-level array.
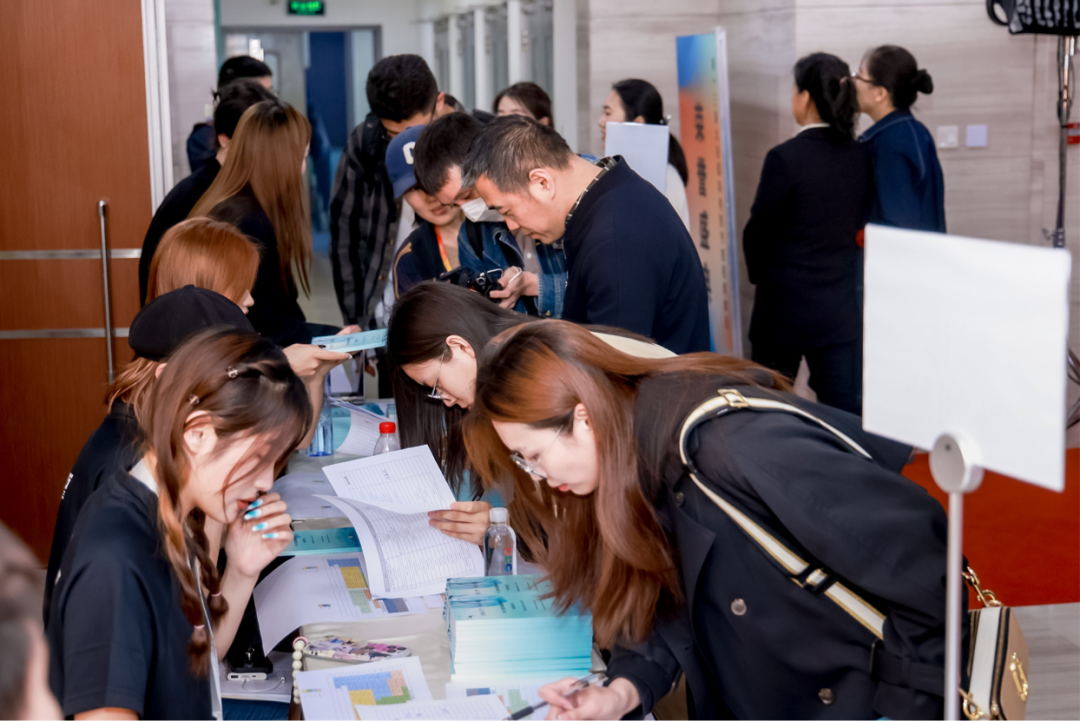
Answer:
[{"left": 751, "top": 336, "right": 863, "bottom": 417}]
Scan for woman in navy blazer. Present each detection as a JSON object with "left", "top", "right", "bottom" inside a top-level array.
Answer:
[{"left": 854, "top": 45, "right": 945, "bottom": 232}]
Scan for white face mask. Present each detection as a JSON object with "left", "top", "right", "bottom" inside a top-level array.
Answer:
[{"left": 461, "top": 197, "right": 504, "bottom": 223}]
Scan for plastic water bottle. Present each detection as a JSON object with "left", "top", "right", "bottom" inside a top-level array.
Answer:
[
  {"left": 306, "top": 378, "right": 334, "bottom": 457},
  {"left": 484, "top": 508, "right": 517, "bottom": 576},
  {"left": 372, "top": 422, "right": 400, "bottom": 455}
]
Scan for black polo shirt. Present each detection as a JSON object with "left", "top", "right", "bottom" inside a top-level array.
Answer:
[
  {"left": 44, "top": 402, "right": 140, "bottom": 626},
  {"left": 46, "top": 467, "right": 214, "bottom": 720}
]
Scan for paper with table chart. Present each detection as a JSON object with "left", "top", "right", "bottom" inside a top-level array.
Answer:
[
  {"left": 446, "top": 681, "right": 554, "bottom": 720},
  {"left": 273, "top": 471, "right": 342, "bottom": 520},
  {"left": 355, "top": 696, "right": 511, "bottom": 720},
  {"left": 252, "top": 552, "right": 425, "bottom": 648},
  {"left": 295, "top": 656, "right": 432, "bottom": 720},
  {"left": 318, "top": 448, "right": 485, "bottom": 597},
  {"left": 319, "top": 495, "right": 485, "bottom": 597}
]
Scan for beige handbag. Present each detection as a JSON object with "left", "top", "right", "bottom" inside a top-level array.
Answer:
[{"left": 677, "top": 388, "right": 1029, "bottom": 719}]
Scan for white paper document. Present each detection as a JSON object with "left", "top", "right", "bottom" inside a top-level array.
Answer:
[
  {"left": 320, "top": 496, "right": 485, "bottom": 597},
  {"left": 318, "top": 448, "right": 485, "bottom": 597},
  {"left": 323, "top": 447, "right": 458, "bottom": 509},
  {"left": 604, "top": 121, "right": 669, "bottom": 193},
  {"left": 272, "top": 471, "right": 341, "bottom": 520},
  {"left": 335, "top": 406, "right": 389, "bottom": 456},
  {"left": 446, "top": 680, "right": 556, "bottom": 720},
  {"left": 253, "top": 552, "right": 425, "bottom": 649},
  {"left": 355, "top": 696, "right": 510, "bottom": 720},
  {"left": 296, "top": 656, "right": 432, "bottom": 721},
  {"left": 863, "top": 225, "right": 1072, "bottom": 491}
]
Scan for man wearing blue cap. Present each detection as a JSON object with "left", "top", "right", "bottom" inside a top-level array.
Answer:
[{"left": 386, "top": 124, "right": 533, "bottom": 314}]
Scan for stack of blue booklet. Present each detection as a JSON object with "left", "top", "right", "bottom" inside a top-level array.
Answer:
[{"left": 444, "top": 576, "right": 593, "bottom": 681}]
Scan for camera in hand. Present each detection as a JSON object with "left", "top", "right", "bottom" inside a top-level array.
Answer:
[{"left": 438, "top": 266, "right": 504, "bottom": 299}]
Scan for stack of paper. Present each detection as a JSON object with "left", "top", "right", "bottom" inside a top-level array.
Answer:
[{"left": 444, "top": 576, "right": 593, "bottom": 682}]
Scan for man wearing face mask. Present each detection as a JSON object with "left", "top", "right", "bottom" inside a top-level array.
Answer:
[{"left": 413, "top": 113, "right": 567, "bottom": 317}]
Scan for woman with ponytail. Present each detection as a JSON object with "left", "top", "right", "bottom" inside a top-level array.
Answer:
[
  {"left": 598, "top": 79, "right": 691, "bottom": 231},
  {"left": 46, "top": 328, "right": 310, "bottom": 720},
  {"left": 743, "top": 53, "right": 870, "bottom": 416},
  {"left": 854, "top": 45, "right": 945, "bottom": 232}
]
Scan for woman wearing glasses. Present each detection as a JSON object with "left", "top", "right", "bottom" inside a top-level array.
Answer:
[
  {"left": 386, "top": 282, "right": 672, "bottom": 546},
  {"left": 462, "top": 320, "right": 954, "bottom": 720},
  {"left": 852, "top": 45, "right": 944, "bottom": 233}
]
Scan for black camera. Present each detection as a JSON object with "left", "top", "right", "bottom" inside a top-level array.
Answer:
[{"left": 438, "top": 266, "right": 505, "bottom": 299}]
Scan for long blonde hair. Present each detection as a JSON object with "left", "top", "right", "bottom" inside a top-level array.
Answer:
[{"left": 191, "top": 100, "right": 312, "bottom": 295}]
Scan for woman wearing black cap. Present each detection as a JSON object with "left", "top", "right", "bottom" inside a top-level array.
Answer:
[
  {"left": 42, "top": 286, "right": 253, "bottom": 627},
  {"left": 853, "top": 45, "right": 944, "bottom": 232}
]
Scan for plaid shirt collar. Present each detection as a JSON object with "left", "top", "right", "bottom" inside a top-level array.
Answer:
[{"left": 565, "top": 156, "right": 618, "bottom": 229}]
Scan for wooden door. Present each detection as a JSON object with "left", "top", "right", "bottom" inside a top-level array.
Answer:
[{"left": 0, "top": 0, "right": 151, "bottom": 560}]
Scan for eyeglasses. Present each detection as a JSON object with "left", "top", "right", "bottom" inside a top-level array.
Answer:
[
  {"left": 851, "top": 71, "right": 876, "bottom": 85},
  {"left": 510, "top": 427, "right": 563, "bottom": 480},
  {"left": 427, "top": 357, "right": 446, "bottom": 402}
]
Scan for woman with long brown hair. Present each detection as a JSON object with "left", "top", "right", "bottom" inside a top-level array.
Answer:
[
  {"left": 47, "top": 328, "right": 311, "bottom": 720},
  {"left": 464, "top": 321, "right": 955, "bottom": 720},
  {"left": 191, "top": 99, "right": 321, "bottom": 346}
]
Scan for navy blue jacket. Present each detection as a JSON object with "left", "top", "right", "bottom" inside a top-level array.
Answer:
[
  {"left": 860, "top": 109, "right": 946, "bottom": 232},
  {"left": 562, "top": 158, "right": 711, "bottom": 354}
]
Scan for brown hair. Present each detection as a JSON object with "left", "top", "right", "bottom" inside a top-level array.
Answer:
[
  {"left": 105, "top": 356, "right": 158, "bottom": 422},
  {"left": 463, "top": 320, "right": 788, "bottom": 646},
  {"left": 146, "top": 218, "right": 260, "bottom": 305},
  {"left": 142, "top": 328, "right": 311, "bottom": 674},
  {"left": 191, "top": 100, "right": 312, "bottom": 295}
]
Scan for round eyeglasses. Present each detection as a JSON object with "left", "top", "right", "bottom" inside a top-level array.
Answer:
[{"left": 510, "top": 427, "right": 563, "bottom": 480}]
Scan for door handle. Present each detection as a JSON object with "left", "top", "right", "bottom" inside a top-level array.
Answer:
[{"left": 98, "top": 200, "right": 115, "bottom": 384}]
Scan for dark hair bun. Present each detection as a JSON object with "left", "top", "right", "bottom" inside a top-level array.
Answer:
[{"left": 915, "top": 69, "right": 934, "bottom": 95}]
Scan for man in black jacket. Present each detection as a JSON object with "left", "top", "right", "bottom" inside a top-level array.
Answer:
[
  {"left": 138, "top": 79, "right": 275, "bottom": 303},
  {"left": 461, "top": 116, "right": 710, "bottom": 354}
]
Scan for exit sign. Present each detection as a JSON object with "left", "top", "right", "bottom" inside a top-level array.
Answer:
[{"left": 288, "top": 0, "right": 324, "bottom": 15}]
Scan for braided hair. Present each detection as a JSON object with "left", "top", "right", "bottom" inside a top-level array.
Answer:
[{"left": 141, "top": 328, "right": 311, "bottom": 674}]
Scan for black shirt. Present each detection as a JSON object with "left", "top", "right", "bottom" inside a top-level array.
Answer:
[
  {"left": 210, "top": 191, "right": 310, "bottom": 346},
  {"left": 47, "top": 467, "right": 213, "bottom": 720},
  {"left": 743, "top": 127, "right": 871, "bottom": 348},
  {"left": 561, "top": 158, "right": 711, "bottom": 355},
  {"left": 139, "top": 159, "right": 222, "bottom": 304},
  {"left": 43, "top": 402, "right": 140, "bottom": 626}
]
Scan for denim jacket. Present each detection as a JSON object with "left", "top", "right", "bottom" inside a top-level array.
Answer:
[{"left": 458, "top": 221, "right": 567, "bottom": 318}]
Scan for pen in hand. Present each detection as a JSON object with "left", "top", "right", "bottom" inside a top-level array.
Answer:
[{"left": 506, "top": 672, "right": 607, "bottom": 721}]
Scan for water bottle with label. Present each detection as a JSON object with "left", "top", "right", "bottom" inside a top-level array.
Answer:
[
  {"left": 306, "top": 377, "right": 334, "bottom": 457},
  {"left": 372, "top": 422, "right": 400, "bottom": 455},
  {"left": 484, "top": 508, "right": 517, "bottom": 576}
]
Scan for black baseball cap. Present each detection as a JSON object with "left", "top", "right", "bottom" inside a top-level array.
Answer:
[{"left": 129, "top": 285, "right": 254, "bottom": 362}]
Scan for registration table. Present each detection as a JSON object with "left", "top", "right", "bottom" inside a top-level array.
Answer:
[{"left": 281, "top": 447, "right": 592, "bottom": 718}]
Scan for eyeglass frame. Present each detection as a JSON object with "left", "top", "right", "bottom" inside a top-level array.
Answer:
[
  {"left": 427, "top": 355, "right": 446, "bottom": 401},
  {"left": 851, "top": 71, "right": 877, "bottom": 86},
  {"left": 510, "top": 425, "right": 564, "bottom": 480}
]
